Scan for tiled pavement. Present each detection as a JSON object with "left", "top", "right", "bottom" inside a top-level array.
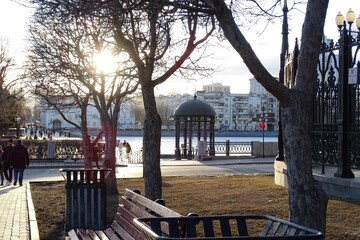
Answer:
[{"left": 0, "top": 184, "right": 34, "bottom": 240}]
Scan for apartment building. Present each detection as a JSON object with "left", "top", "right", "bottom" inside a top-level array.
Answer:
[
  {"left": 197, "top": 81, "right": 279, "bottom": 131},
  {"left": 39, "top": 81, "right": 278, "bottom": 132}
]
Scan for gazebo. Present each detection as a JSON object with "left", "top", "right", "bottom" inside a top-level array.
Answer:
[{"left": 173, "top": 95, "right": 216, "bottom": 160}]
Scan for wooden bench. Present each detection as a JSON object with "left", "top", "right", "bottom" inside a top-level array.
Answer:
[
  {"left": 67, "top": 188, "right": 186, "bottom": 240},
  {"left": 134, "top": 215, "right": 324, "bottom": 239}
]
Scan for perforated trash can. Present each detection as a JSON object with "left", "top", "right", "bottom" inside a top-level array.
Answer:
[{"left": 60, "top": 168, "right": 111, "bottom": 231}]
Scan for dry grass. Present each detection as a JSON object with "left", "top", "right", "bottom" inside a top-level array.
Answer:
[{"left": 31, "top": 175, "right": 360, "bottom": 240}]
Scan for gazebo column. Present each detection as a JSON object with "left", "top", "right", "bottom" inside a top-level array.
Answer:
[
  {"left": 204, "top": 120, "right": 208, "bottom": 141},
  {"left": 188, "top": 120, "right": 193, "bottom": 160},
  {"left": 183, "top": 122, "right": 187, "bottom": 158},
  {"left": 197, "top": 121, "right": 201, "bottom": 141},
  {"left": 209, "top": 118, "right": 215, "bottom": 156},
  {"left": 175, "top": 120, "right": 181, "bottom": 160}
]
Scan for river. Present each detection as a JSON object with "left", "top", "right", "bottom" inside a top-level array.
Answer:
[{"left": 117, "top": 136, "right": 278, "bottom": 154}]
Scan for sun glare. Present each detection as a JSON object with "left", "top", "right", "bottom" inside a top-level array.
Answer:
[{"left": 93, "top": 50, "right": 118, "bottom": 74}]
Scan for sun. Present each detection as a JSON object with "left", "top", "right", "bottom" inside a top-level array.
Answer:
[{"left": 93, "top": 50, "right": 118, "bottom": 74}]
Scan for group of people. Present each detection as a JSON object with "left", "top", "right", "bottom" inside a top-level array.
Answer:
[{"left": 0, "top": 139, "right": 30, "bottom": 187}]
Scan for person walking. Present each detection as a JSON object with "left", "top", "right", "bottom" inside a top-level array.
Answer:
[
  {"left": 3, "top": 139, "right": 14, "bottom": 185},
  {"left": 0, "top": 145, "right": 4, "bottom": 185},
  {"left": 11, "top": 139, "right": 30, "bottom": 186}
]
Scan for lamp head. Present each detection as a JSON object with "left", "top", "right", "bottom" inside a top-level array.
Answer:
[
  {"left": 336, "top": 11, "right": 345, "bottom": 29},
  {"left": 356, "top": 14, "right": 360, "bottom": 30},
  {"left": 346, "top": 8, "right": 355, "bottom": 24}
]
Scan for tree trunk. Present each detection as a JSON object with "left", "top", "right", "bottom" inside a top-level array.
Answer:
[
  {"left": 81, "top": 130, "right": 92, "bottom": 169},
  {"left": 142, "top": 85, "right": 162, "bottom": 200},
  {"left": 203, "top": 0, "right": 329, "bottom": 233},
  {"left": 282, "top": 93, "right": 328, "bottom": 233},
  {"left": 102, "top": 120, "right": 118, "bottom": 194}
]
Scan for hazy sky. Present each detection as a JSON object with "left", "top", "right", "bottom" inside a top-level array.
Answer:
[{"left": 0, "top": 1, "right": 359, "bottom": 94}]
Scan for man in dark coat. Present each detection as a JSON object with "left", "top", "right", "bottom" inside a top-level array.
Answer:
[
  {"left": 11, "top": 139, "right": 29, "bottom": 186},
  {"left": 3, "top": 138, "right": 14, "bottom": 185}
]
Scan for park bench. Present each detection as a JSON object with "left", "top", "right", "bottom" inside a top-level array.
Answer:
[
  {"left": 67, "top": 188, "right": 188, "bottom": 240},
  {"left": 67, "top": 188, "right": 323, "bottom": 240},
  {"left": 134, "top": 215, "right": 324, "bottom": 239}
]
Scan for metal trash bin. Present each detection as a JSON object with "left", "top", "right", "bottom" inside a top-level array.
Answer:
[
  {"left": 60, "top": 168, "right": 111, "bottom": 231},
  {"left": 134, "top": 215, "right": 323, "bottom": 239}
]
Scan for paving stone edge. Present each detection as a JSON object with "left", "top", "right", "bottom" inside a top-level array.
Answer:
[{"left": 27, "top": 184, "right": 40, "bottom": 240}]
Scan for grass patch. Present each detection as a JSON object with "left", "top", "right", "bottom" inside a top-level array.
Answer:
[{"left": 31, "top": 175, "right": 360, "bottom": 240}]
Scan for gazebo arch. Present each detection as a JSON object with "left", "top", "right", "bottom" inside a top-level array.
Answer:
[{"left": 173, "top": 95, "right": 216, "bottom": 160}]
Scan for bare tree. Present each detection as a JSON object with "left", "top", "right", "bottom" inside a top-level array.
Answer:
[
  {"left": 0, "top": 39, "right": 27, "bottom": 132},
  {"left": 27, "top": 0, "right": 139, "bottom": 191},
  {"left": 199, "top": 0, "right": 329, "bottom": 233},
  {"left": 157, "top": 99, "right": 174, "bottom": 131},
  {"left": 109, "top": 0, "right": 216, "bottom": 200}
]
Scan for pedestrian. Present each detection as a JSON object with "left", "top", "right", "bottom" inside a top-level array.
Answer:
[
  {"left": 122, "top": 140, "right": 132, "bottom": 154},
  {"left": 11, "top": 139, "right": 30, "bottom": 186},
  {"left": 93, "top": 143, "right": 100, "bottom": 169},
  {"left": 0, "top": 145, "right": 4, "bottom": 185},
  {"left": 3, "top": 139, "right": 14, "bottom": 185}
]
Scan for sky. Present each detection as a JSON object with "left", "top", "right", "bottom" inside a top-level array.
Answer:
[{"left": 0, "top": 0, "right": 359, "bottom": 95}]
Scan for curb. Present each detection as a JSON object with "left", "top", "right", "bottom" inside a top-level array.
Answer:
[{"left": 27, "top": 184, "right": 40, "bottom": 240}]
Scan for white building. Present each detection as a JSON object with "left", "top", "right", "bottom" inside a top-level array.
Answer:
[
  {"left": 39, "top": 82, "right": 278, "bottom": 132},
  {"left": 40, "top": 100, "right": 136, "bottom": 131}
]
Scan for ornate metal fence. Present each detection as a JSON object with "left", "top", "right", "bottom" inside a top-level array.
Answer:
[
  {"left": 208, "top": 141, "right": 252, "bottom": 156},
  {"left": 116, "top": 149, "right": 143, "bottom": 165},
  {"left": 312, "top": 36, "right": 360, "bottom": 170},
  {"left": 0, "top": 139, "right": 84, "bottom": 160}
]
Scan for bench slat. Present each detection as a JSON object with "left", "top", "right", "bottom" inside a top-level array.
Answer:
[
  {"left": 114, "top": 213, "right": 144, "bottom": 240},
  {"left": 110, "top": 220, "right": 137, "bottom": 240},
  {"left": 103, "top": 228, "right": 120, "bottom": 240},
  {"left": 118, "top": 201, "right": 173, "bottom": 236},
  {"left": 86, "top": 229, "right": 101, "bottom": 240},
  {"left": 94, "top": 230, "right": 110, "bottom": 240},
  {"left": 123, "top": 189, "right": 181, "bottom": 217},
  {"left": 68, "top": 230, "right": 80, "bottom": 240},
  {"left": 278, "top": 224, "right": 289, "bottom": 236},
  {"left": 236, "top": 217, "right": 248, "bottom": 236},
  {"left": 76, "top": 229, "right": 93, "bottom": 240},
  {"left": 260, "top": 220, "right": 274, "bottom": 236},
  {"left": 268, "top": 221, "right": 281, "bottom": 235}
]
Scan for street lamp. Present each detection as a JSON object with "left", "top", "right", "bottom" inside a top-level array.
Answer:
[
  {"left": 333, "top": 9, "right": 360, "bottom": 178},
  {"left": 276, "top": 0, "right": 288, "bottom": 161},
  {"left": 15, "top": 116, "right": 21, "bottom": 139}
]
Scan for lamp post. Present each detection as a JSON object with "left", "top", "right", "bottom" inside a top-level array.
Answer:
[
  {"left": 276, "top": 0, "right": 288, "bottom": 161},
  {"left": 15, "top": 116, "right": 21, "bottom": 139},
  {"left": 333, "top": 9, "right": 360, "bottom": 178},
  {"left": 260, "top": 106, "right": 266, "bottom": 158}
]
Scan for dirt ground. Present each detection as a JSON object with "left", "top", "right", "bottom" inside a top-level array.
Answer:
[{"left": 31, "top": 175, "right": 360, "bottom": 240}]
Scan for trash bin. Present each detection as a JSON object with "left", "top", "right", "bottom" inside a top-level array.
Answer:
[
  {"left": 134, "top": 215, "right": 323, "bottom": 239},
  {"left": 60, "top": 168, "right": 111, "bottom": 231},
  {"left": 197, "top": 141, "right": 207, "bottom": 159}
]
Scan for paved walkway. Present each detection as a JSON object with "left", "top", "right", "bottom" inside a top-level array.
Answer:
[{"left": 0, "top": 184, "right": 33, "bottom": 240}]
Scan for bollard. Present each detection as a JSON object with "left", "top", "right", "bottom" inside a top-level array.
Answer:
[
  {"left": 60, "top": 169, "right": 111, "bottom": 231},
  {"left": 226, "top": 140, "right": 230, "bottom": 157},
  {"left": 47, "top": 141, "right": 55, "bottom": 159}
]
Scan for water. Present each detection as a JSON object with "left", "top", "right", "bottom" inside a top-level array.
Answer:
[{"left": 117, "top": 136, "right": 278, "bottom": 154}]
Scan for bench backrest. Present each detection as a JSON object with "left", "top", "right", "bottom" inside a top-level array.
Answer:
[
  {"left": 134, "top": 215, "right": 323, "bottom": 239},
  {"left": 109, "top": 189, "right": 183, "bottom": 240}
]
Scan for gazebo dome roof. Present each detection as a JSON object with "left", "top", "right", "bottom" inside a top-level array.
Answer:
[{"left": 174, "top": 95, "right": 216, "bottom": 116}]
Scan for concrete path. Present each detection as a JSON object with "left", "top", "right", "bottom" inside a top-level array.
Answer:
[{"left": 0, "top": 184, "right": 34, "bottom": 240}]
